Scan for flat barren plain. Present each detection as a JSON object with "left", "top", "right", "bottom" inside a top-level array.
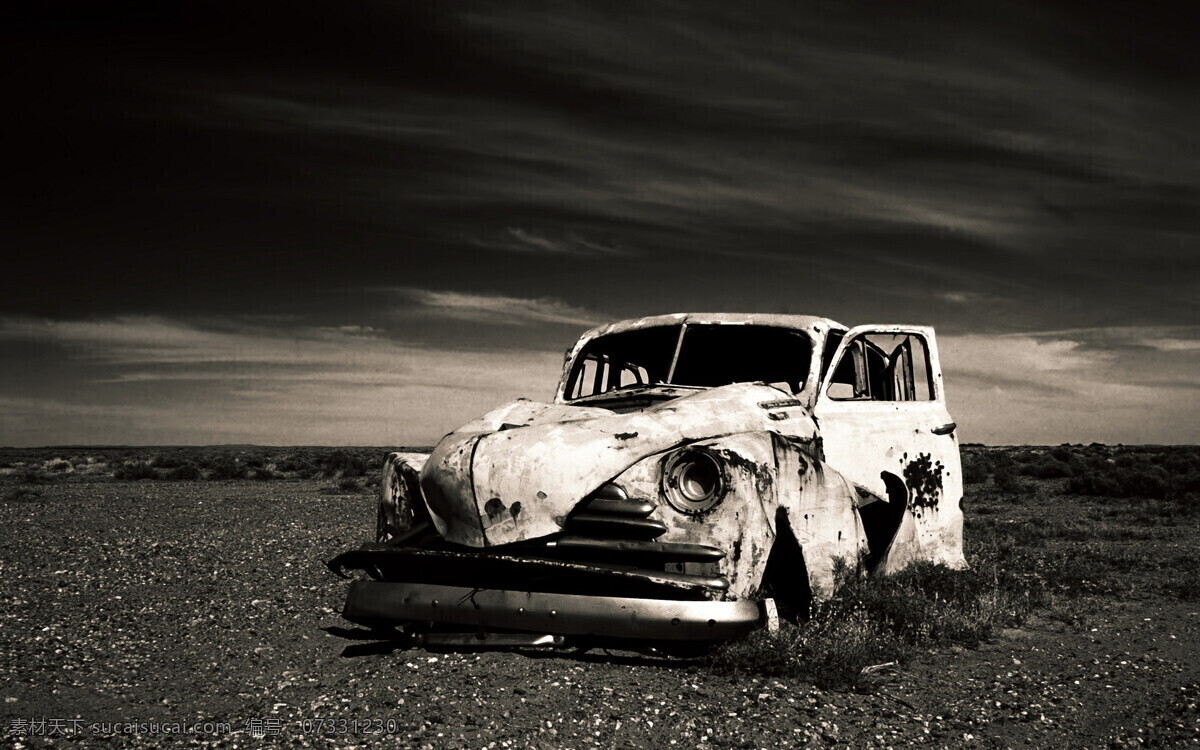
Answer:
[{"left": 1, "top": 445, "right": 1197, "bottom": 748}]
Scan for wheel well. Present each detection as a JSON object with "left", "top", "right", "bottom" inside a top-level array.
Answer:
[
  {"left": 758, "top": 507, "right": 813, "bottom": 623},
  {"left": 859, "top": 471, "right": 908, "bottom": 572}
]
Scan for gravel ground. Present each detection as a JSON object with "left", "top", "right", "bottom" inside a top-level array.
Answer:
[{"left": 1, "top": 479, "right": 1197, "bottom": 748}]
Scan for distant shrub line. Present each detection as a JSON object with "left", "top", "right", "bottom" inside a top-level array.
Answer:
[
  {"left": 0, "top": 446, "right": 430, "bottom": 487},
  {"left": 962, "top": 445, "right": 1200, "bottom": 505},
  {"left": 102, "top": 448, "right": 390, "bottom": 483}
]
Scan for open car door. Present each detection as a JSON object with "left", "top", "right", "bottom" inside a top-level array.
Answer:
[{"left": 813, "top": 325, "right": 965, "bottom": 573}]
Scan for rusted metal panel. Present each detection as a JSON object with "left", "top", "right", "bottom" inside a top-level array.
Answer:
[
  {"left": 772, "top": 441, "right": 869, "bottom": 597},
  {"left": 378, "top": 452, "right": 430, "bottom": 542},
  {"left": 468, "top": 383, "right": 807, "bottom": 547},
  {"left": 419, "top": 433, "right": 487, "bottom": 547},
  {"left": 452, "top": 399, "right": 612, "bottom": 435}
]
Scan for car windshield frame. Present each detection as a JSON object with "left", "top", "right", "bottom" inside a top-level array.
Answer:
[{"left": 563, "top": 323, "right": 816, "bottom": 402}]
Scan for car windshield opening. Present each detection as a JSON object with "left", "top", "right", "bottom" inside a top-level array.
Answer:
[
  {"left": 567, "top": 324, "right": 812, "bottom": 399},
  {"left": 672, "top": 325, "right": 811, "bottom": 392}
]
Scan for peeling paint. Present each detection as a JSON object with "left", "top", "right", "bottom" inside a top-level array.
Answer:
[
  {"left": 484, "top": 498, "right": 507, "bottom": 525},
  {"left": 903, "top": 452, "right": 943, "bottom": 515}
]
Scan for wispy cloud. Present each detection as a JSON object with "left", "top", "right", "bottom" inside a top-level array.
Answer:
[
  {"left": 937, "top": 291, "right": 1002, "bottom": 305},
  {"left": 390, "top": 288, "right": 601, "bottom": 327},
  {"left": 0, "top": 315, "right": 564, "bottom": 445},
  {"left": 940, "top": 328, "right": 1200, "bottom": 444},
  {"left": 0, "top": 316, "right": 390, "bottom": 365},
  {"left": 1028, "top": 326, "right": 1200, "bottom": 353},
  {"left": 479, "top": 227, "right": 632, "bottom": 257}
]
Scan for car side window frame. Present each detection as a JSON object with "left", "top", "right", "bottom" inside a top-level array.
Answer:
[{"left": 821, "top": 328, "right": 939, "bottom": 403}]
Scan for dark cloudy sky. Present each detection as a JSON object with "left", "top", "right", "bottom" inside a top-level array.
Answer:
[{"left": 3, "top": 1, "right": 1198, "bottom": 446}]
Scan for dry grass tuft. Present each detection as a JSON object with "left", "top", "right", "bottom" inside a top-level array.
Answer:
[{"left": 712, "top": 558, "right": 1042, "bottom": 689}]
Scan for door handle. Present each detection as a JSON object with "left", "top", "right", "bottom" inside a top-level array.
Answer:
[{"left": 931, "top": 422, "right": 956, "bottom": 436}]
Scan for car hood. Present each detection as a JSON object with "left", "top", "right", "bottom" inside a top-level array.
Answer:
[{"left": 419, "top": 382, "right": 816, "bottom": 547}]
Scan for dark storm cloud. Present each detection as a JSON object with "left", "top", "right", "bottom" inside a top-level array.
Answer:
[
  {"left": 9, "top": 2, "right": 1198, "bottom": 315},
  {"left": 2, "top": 1, "right": 1198, "bottom": 444}
]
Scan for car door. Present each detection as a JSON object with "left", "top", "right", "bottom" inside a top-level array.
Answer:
[{"left": 812, "top": 325, "right": 965, "bottom": 572}]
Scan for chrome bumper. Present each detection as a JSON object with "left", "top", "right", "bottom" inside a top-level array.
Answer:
[{"left": 342, "top": 581, "right": 762, "bottom": 642}]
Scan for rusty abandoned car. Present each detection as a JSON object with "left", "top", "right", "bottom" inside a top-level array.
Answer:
[{"left": 329, "top": 313, "right": 965, "bottom": 649}]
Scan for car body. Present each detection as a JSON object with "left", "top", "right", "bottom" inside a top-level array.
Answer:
[{"left": 329, "top": 313, "right": 965, "bottom": 648}]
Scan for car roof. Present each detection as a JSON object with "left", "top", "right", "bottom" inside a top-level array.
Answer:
[{"left": 577, "top": 312, "right": 846, "bottom": 341}]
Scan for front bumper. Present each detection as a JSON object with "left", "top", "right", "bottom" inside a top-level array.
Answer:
[
  {"left": 329, "top": 544, "right": 761, "bottom": 643},
  {"left": 342, "top": 581, "right": 761, "bottom": 642}
]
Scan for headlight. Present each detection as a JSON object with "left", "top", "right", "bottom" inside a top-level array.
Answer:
[{"left": 662, "top": 447, "right": 727, "bottom": 516}]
